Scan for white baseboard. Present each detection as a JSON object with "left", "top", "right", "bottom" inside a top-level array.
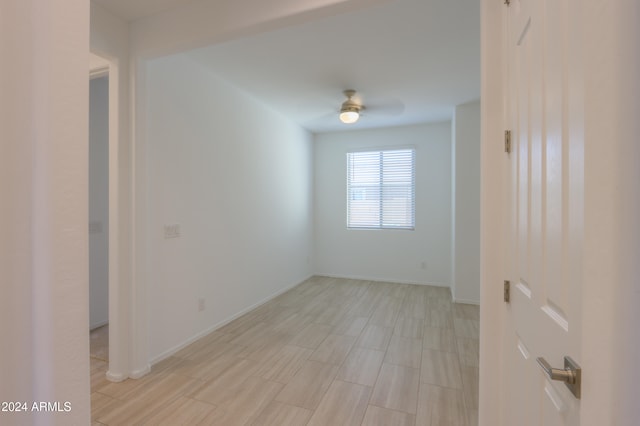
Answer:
[
  {"left": 105, "top": 370, "right": 128, "bottom": 383},
  {"left": 129, "top": 365, "right": 151, "bottom": 379},
  {"left": 453, "top": 298, "right": 480, "bottom": 305},
  {"left": 314, "top": 273, "right": 451, "bottom": 288},
  {"left": 148, "top": 274, "right": 313, "bottom": 366}
]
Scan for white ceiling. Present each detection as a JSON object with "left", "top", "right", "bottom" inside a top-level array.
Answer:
[{"left": 95, "top": 0, "right": 480, "bottom": 133}]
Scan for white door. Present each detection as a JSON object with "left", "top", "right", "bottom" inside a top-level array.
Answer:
[{"left": 503, "top": 0, "right": 582, "bottom": 424}]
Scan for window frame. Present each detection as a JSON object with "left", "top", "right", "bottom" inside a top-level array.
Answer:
[{"left": 346, "top": 147, "right": 416, "bottom": 230}]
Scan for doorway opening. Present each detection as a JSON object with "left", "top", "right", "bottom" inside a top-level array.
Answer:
[
  {"left": 89, "top": 51, "right": 128, "bottom": 382},
  {"left": 89, "top": 70, "right": 110, "bottom": 363}
]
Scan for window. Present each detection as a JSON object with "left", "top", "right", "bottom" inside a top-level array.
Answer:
[{"left": 347, "top": 148, "right": 415, "bottom": 229}]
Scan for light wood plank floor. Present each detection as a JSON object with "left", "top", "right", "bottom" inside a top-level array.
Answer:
[
  {"left": 90, "top": 324, "right": 109, "bottom": 362},
  {"left": 91, "top": 276, "right": 479, "bottom": 426}
]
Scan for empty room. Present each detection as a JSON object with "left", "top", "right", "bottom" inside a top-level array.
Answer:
[{"left": 87, "top": 0, "right": 481, "bottom": 424}]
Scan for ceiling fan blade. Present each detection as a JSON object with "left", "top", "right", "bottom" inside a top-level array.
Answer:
[{"left": 363, "top": 97, "right": 405, "bottom": 116}]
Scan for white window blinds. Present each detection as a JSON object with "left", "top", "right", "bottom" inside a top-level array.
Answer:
[{"left": 347, "top": 148, "right": 415, "bottom": 230}]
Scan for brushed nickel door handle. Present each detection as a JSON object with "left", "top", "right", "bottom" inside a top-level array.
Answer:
[{"left": 536, "top": 356, "right": 581, "bottom": 399}]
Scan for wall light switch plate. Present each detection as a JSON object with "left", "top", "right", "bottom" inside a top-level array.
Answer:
[{"left": 164, "top": 224, "right": 181, "bottom": 239}]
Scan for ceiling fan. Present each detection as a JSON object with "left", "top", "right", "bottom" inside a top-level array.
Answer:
[
  {"left": 302, "top": 89, "right": 404, "bottom": 129},
  {"left": 337, "top": 89, "right": 404, "bottom": 125}
]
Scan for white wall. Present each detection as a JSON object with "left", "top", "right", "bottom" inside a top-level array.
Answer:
[
  {"left": 452, "top": 100, "right": 481, "bottom": 303},
  {"left": 0, "top": 1, "right": 90, "bottom": 423},
  {"left": 314, "top": 123, "right": 452, "bottom": 286},
  {"left": 89, "top": 76, "right": 110, "bottom": 329},
  {"left": 145, "top": 54, "right": 314, "bottom": 361}
]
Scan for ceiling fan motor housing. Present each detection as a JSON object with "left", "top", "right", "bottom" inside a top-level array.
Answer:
[
  {"left": 340, "top": 101, "right": 360, "bottom": 114},
  {"left": 341, "top": 90, "right": 363, "bottom": 113}
]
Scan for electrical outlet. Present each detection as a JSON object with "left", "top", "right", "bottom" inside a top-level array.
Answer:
[
  {"left": 198, "top": 298, "right": 205, "bottom": 312},
  {"left": 421, "top": 261, "right": 427, "bottom": 270},
  {"left": 164, "top": 224, "right": 180, "bottom": 239}
]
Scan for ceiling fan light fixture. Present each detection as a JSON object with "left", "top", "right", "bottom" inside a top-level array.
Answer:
[{"left": 339, "top": 106, "right": 360, "bottom": 124}]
